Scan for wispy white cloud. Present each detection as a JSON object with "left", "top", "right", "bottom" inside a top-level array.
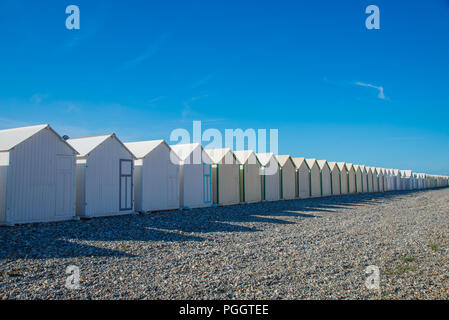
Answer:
[
  {"left": 30, "top": 93, "right": 50, "bottom": 104},
  {"left": 147, "top": 96, "right": 164, "bottom": 107},
  {"left": 190, "top": 73, "right": 215, "bottom": 89},
  {"left": 121, "top": 33, "right": 170, "bottom": 70},
  {"left": 355, "top": 81, "right": 387, "bottom": 100}
]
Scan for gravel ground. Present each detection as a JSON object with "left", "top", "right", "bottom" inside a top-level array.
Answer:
[{"left": 1, "top": 188, "right": 448, "bottom": 300}]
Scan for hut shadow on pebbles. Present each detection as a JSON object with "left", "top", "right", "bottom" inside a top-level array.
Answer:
[{"left": 0, "top": 190, "right": 424, "bottom": 261}]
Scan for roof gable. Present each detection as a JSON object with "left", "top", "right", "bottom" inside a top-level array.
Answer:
[
  {"left": 256, "top": 153, "right": 279, "bottom": 167},
  {"left": 0, "top": 124, "right": 78, "bottom": 154},
  {"left": 276, "top": 155, "right": 295, "bottom": 168},
  {"left": 337, "top": 162, "right": 347, "bottom": 171},
  {"left": 124, "top": 140, "right": 166, "bottom": 159},
  {"left": 170, "top": 143, "right": 212, "bottom": 164},
  {"left": 234, "top": 150, "right": 260, "bottom": 166},
  {"left": 317, "top": 160, "right": 330, "bottom": 171},
  {"left": 205, "top": 148, "right": 239, "bottom": 164},
  {"left": 305, "top": 158, "right": 318, "bottom": 169}
]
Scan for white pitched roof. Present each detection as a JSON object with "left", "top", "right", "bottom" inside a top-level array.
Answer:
[
  {"left": 170, "top": 143, "right": 201, "bottom": 161},
  {"left": 305, "top": 158, "right": 317, "bottom": 169},
  {"left": 124, "top": 140, "right": 165, "bottom": 159},
  {"left": 293, "top": 157, "right": 309, "bottom": 169},
  {"left": 317, "top": 160, "right": 329, "bottom": 170},
  {"left": 233, "top": 150, "right": 259, "bottom": 165},
  {"left": 276, "top": 155, "right": 294, "bottom": 167},
  {"left": 0, "top": 124, "right": 49, "bottom": 151},
  {"left": 337, "top": 162, "right": 347, "bottom": 171},
  {"left": 401, "top": 170, "right": 413, "bottom": 177},
  {"left": 205, "top": 148, "right": 239, "bottom": 164},
  {"left": 170, "top": 143, "right": 212, "bottom": 164},
  {"left": 256, "top": 153, "right": 278, "bottom": 166},
  {"left": 0, "top": 124, "right": 78, "bottom": 154},
  {"left": 346, "top": 163, "right": 354, "bottom": 171},
  {"left": 67, "top": 134, "right": 112, "bottom": 157},
  {"left": 67, "top": 134, "right": 134, "bottom": 158},
  {"left": 328, "top": 161, "right": 339, "bottom": 171}
]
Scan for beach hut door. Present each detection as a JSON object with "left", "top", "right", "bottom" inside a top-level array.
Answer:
[
  {"left": 119, "top": 159, "right": 133, "bottom": 211},
  {"left": 203, "top": 164, "right": 212, "bottom": 204},
  {"left": 55, "top": 155, "right": 74, "bottom": 216}
]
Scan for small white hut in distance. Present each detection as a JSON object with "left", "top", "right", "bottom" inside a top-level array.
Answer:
[
  {"left": 292, "top": 157, "right": 310, "bottom": 199},
  {"left": 170, "top": 143, "right": 213, "bottom": 209},
  {"left": 124, "top": 140, "right": 180, "bottom": 213},
  {"left": 67, "top": 134, "right": 136, "bottom": 218},
  {"left": 276, "top": 155, "right": 297, "bottom": 200},
  {"left": 205, "top": 148, "right": 241, "bottom": 206},
  {"left": 317, "top": 160, "right": 332, "bottom": 197},
  {"left": 306, "top": 159, "right": 321, "bottom": 198},
  {"left": 257, "top": 153, "right": 281, "bottom": 201},
  {"left": 346, "top": 163, "right": 357, "bottom": 194},
  {"left": 328, "top": 162, "right": 341, "bottom": 195},
  {"left": 337, "top": 162, "right": 349, "bottom": 195},
  {"left": 234, "top": 150, "right": 262, "bottom": 204},
  {"left": 0, "top": 125, "right": 78, "bottom": 225},
  {"left": 353, "top": 165, "right": 363, "bottom": 193}
]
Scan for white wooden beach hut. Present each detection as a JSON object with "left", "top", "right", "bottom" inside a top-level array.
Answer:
[
  {"left": 0, "top": 124, "right": 77, "bottom": 225},
  {"left": 386, "top": 169, "right": 395, "bottom": 191},
  {"left": 170, "top": 143, "right": 213, "bottom": 209},
  {"left": 346, "top": 163, "right": 357, "bottom": 194},
  {"left": 205, "top": 148, "right": 241, "bottom": 206},
  {"left": 234, "top": 150, "right": 262, "bottom": 204},
  {"left": 328, "top": 162, "right": 341, "bottom": 195},
  {"left": 337, "top": 162, "right": 349, "bottom": 195},
  {"left": 306, "top": 159, "right": 321, "bottom": 197},
  {"left": 360, "top": 165, "right": 368, "bottom": 193},
  {"left": 276, "top": 155, "right": 297, "bottom": 200},
  {"left": 378, "top": 168, "right": 385, "bottom": 192},
  {"left": 292, "top": 157, "right": 310, "bottom": 199},
  {"left": 124, "top": 140, "right": 180, "bottom": 213},
  {"left": 372, "top": 167, "right": 379, "bottom": 192},
  {"left": 353, "top": 165, "right": 363, "bottom": 193},
  {"left": 317, "top": 160, "right": 332, "bottom": 197},
  {"left": 68, "top": 134, "right": 136, "bottom": 218},
  {"left": 366, "top": 167, "right": 374, "bottom": 192},
  {"left": 401, "top": 170, "right": 413, "bottom": 190},
  {"left": 392, "top": 169, "right": 401, "bottom": 190},
  {"left": 257, "top": 153, "right": 281, "bottom": 201}
]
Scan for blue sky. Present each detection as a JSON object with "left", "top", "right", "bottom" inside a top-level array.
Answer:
[{"left": 0, "top": 0, "right": 448, "bottom": 174}]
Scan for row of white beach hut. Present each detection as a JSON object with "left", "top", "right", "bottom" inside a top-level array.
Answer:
[{"left": 1, "top": 124, "right": 448, "bottom": 225}]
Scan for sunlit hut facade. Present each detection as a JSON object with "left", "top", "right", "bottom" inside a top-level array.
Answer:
[
  {"left": 346, "top": 163, "right": 357, "bottom": 194},
  {"left": 386, "top": 169, "right": 395, "bottom": 191},
  {"left": 67, "top": 134, "right": 136, "bottom": 218},
  {"left": 170, "top": 143, "right": 213, "bottom": 209},
  {"left": 124, "top": 140, "right": 180, "bottom": 212},
  {"left": 366, "top": 167, "right": 374, "bottom": 193},
  {"left": 306, "top": 159, "right": 321, "bottom": 198},
  {"left": 360, "top": 165, "right": 368, "bottom": 193},
  {"left": 328, "top": 162, "right": 341, "bottom": 195},
  {"left": 234, "top": 150, "right": 262, "bottom": 204},
  {"left": 292, "top": 157, "right": 310, "bottom": 199},
  {"left": 276, "top": 155, "right": 296, "bottom": 200},
  {"left": 392, "top": 169, "right": 401, "bottom": 190},
  {"left": 0, "top": 124, "right": 78, "bottom": 226},
  {"left": 378, "top": 168, "right": 386, "bottom": 192},
  {"left": 372, "top": 167, "right": 380, "bottom": 192},
  {"left": 205, "top": 148, "right": 241, "bottom": 206},
  {"left": 401, "top": 170, "right": 413, "bottom": 190},
  {"left": 317, "top": 160, "right": 332, "bottom": 197},
  {"left": 337, "top": 162, "right": 349, "bottom": 195},
  {"left": 353, "top": 165, "right": 363, "bottom": 193},
  {"left": 257, "top": 153, "right": 281, "bottom": 201}
]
